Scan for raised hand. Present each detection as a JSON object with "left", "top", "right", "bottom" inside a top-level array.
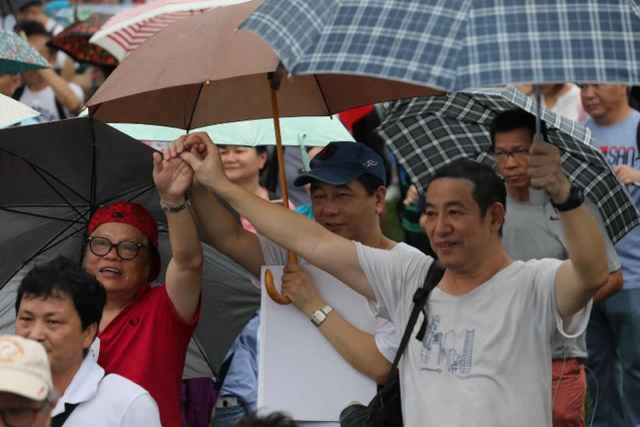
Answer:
[
  {"left": 153, "top": 153, "right": 194, "bottom": 204},
  {"left": 527, "top": 135, "right": 571, "bottom": 204},
  {"left": 163, "top": 132, "right": 229, "bottom": 194},
  {"left": 614, "top": 164, "right": 640, "bottom": 185},
  {"left": 282, "top": 261, "right": 326, "bottom": 316}
]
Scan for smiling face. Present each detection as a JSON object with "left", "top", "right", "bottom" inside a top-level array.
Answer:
[
  {"left": 83, "top": 222, "right": 151, "bottom": 297},
  {"left": 219, "top": 146, "right": 267, "bottom": 185},
  {"left": 422, "top": 177, "right": 503, "bottom": 273},
  {"left": 15, "top": 294, "right": 95, "bottom": 377},
  {"left": 310, "top": 179, "right": 385, "bottom": 243}
]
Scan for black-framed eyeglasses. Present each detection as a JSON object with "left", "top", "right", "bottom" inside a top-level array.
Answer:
[
  {"left": 0, "top": 402, "right": 48, "bottom": 427},
  {"left": 494, "top": 147, "right": 530, "bottom": 162},
  {"left": 87, "top": 236, "right": 146, "bottom": 260}
]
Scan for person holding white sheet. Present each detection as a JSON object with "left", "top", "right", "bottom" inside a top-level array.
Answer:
[
  {"left": 178, "top": 138, "right": 399, "bottom": 391},
  {"left": 166, "top": 132, "right": 609, "bottom": 426}
]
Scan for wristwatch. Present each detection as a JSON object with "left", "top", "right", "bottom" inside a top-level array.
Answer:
[
  {"left": 552, "top": 184, "right": 584, "bottom": 212},
  {"left": 160, "top": 198, "right": 190, "bottom": 213},
  {"left": 310, "top": 305, "right": 333, "bottom": 327}
]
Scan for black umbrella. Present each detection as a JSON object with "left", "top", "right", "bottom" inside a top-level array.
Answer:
[{"left": 0, "top": 117, "right": 259, "bottom": 373}]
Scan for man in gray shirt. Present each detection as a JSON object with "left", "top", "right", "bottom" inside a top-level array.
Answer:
[{"left": 491, "top": 109, "right": 623, "bottom": 427}]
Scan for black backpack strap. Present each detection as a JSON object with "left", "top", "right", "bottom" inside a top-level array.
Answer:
[
  {"left": 12, "top": 85, "right": 25, "bottom": 100},
  {"left": 390, "top": 260, "right": 445, "bottom": 370},
  {"left": 636, "top": 119, "right": 640, "bottom": 155},
  {"left": 55, "top": 97, "right": 67, "bottom": 120}
]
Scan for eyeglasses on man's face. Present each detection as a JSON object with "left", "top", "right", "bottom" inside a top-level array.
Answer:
[
  {"left": 87, "top": 236, "right": 146, "bottom": 260},
  {"left": 493, "top": 147, "right": 530, "bottom": 163}
]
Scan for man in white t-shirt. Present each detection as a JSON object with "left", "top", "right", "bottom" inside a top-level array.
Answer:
[
  {"left": 14, "top": 20, "right": 83, "bottom": 123},
  {"left": 170, "top": 131, "right": 608, "bottom": 427},
  {"left": 14, "top": 257, "right": 161, "bottom": 426}
]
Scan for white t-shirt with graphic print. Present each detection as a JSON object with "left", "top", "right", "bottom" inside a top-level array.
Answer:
[{"left": 356, "top": 241, "right": 590, "bottom": 427}]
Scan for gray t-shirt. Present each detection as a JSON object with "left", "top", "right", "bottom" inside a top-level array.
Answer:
[
  {"left": 502, "top": 189, "right": 619, "bottom": 359},
  {"left": 258, "top": 235, "right": 400, "bottom": 362},
  {"left": 356, "top": 241, "right": 590, "bottom": 427}
]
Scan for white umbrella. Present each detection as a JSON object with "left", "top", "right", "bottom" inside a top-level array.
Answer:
[
  {"left": 90, "top": 0, "right": 249, "bottom": 61},
  {"left": 0, "top": 94, "right": 39, "bottom": 128}
]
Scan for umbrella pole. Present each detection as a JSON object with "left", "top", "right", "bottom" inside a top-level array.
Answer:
[
  {"left": 534, "top": 85, "right": 543, "bottom": 141},
  {"left": 265, "top": 77, "right": 293, "bottom": 305}
]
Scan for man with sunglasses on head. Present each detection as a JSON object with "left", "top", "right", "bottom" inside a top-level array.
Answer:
[
  {"left": 0, "top": 335, "right": 56, "bottom": 427},
  {"left": 491, "top": 109, "right": 622, "bottom": 427},
  {"left": 80, "top": 152, "right": 203, "bottom": 427}
]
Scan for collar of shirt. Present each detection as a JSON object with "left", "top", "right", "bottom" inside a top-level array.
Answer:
[{"left": 51, "top": 355, "right": 105, "bottom": 417}]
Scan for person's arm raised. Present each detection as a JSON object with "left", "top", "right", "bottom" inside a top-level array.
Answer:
[
  {"left": 527, "top": 139, "right": 608, "bottom": 318},
  {"left": 176, "top": 133, "right": 375, "bottom": 300},
  {"left": 152, "top": 153, "right": 203, "bottom": 322},
  {"left": 164, "top": 135, "right": 265, "bottom": 277}
]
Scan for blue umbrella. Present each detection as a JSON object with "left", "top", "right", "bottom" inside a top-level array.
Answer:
[
  {"left": 0, "top": 30, "right": 49, "bottom": 74},
  {"left": 241, "top": 0, "right": 640, "bottom": 91}
]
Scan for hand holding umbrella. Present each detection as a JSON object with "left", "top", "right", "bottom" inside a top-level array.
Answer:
[{"left": 527, "top": 137, "right": 571, "bottom": 205}]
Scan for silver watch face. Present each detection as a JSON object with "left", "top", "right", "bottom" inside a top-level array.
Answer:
[{"left": 311, "top": 310, "right": 326, "bottom": 326}]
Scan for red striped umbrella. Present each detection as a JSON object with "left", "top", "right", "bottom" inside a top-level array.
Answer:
[{"left": 90, "top": 0, "right": 248, "bottom": 61}]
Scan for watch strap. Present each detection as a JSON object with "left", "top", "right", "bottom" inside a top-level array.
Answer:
[{"left": 551, "top": 184, "right": 584, "bottom": 212}]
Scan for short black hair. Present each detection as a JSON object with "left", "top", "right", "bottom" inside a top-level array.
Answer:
[
  {"left": 16, "top": 256, "right": 107, "bottom": 331},
  {"left": 14, "top": 20, "right": 51, "bottom": 39},
  {"left": 427, "top": 159, "right": 506, "bottom": 217},
  {"left": 234, "top": 413, "right": 299, "bottom": 427},
  {"left": 489, "top": 109, "right": 536, "bottom": 151}
]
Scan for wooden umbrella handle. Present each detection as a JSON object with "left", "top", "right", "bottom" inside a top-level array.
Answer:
[{"left": 264, "top": 73, "right": 295, "bottom": 305}]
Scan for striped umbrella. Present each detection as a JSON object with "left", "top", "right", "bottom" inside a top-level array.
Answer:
[{"left": 90, "top": 0, "right": 249, "bottom": 61}]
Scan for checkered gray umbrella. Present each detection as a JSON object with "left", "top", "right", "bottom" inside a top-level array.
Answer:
[
  {"left": 377, "top": 88, "right": 639, "bottom": 243},
  {"left": 241, "top": 0, "right": 640, "bottom": 90}
]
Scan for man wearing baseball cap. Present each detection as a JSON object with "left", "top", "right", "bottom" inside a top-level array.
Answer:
[
  {"left": 0, "top": 335, "right": 55, "bottom": 427},
  {"left": 170, "top": 135, "right": 399, "bottom": 402},
  {"left": 79, "top": 153, "right": 203, "bottom": 427}
]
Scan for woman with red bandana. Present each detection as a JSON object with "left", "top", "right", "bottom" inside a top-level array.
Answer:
[{"left": 83, "top": 154, "right": 203, "bottom": 427}]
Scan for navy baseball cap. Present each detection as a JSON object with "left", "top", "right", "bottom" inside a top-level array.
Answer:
[{"left": 294, "top": 141, "right": 386, "bottom": 187}]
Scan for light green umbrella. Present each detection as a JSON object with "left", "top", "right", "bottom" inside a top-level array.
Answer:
[{"left": 108, "top": 115, "right": 354, "bottom": 147}]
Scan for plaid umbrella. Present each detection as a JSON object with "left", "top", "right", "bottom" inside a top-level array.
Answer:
[
  {"left": 241, "top": 0, "right": 640, "bottom": 91},
  {"left": 377, "top": 88, "right": 639, "bottom": 243},
  {"left": 50, "top": 13, "right": 118, "bottom": 67},
  {"left": 0, "top": 30, "right": 49, "bottom": 74}
]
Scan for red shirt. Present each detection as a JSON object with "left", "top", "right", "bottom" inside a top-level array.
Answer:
[{"left": 98, "top": 284, "right": 197, "bottom": 427}]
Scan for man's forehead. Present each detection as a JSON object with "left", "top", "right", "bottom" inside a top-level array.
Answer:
[
  {"left": 426, "top": 177, "right": 476, "bottom": 203},
  {"left": 494, "top": 128, "right": 532, "bottom": 148}
]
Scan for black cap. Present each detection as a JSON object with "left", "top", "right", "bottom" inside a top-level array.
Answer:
[
  {"left": 294, "top": 141, "right": 386, "bottom": 187},
  {"left": 15, "top": 0, "right": 43, "bottom": 11}
]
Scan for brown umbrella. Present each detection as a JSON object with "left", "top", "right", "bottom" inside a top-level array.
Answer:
[{"left": 87, "top": 0, "right": 441, "bottom": 303}]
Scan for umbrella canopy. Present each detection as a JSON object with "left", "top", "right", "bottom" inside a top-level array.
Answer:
[
  {"left": 0, "top": 29, "right": 49, "bottom": 74},
  {"left": 86, "top": 0, "right": 439, "bottom": 129},
  {"left": 377, "top": 88, "right": 640, "bottom": 243},
  {"left": 50, "top": 13, "right": 118, "bottom": 67},
  {"left": 241, "top": 0, "right": 640, "bottom": 91},
  {"left": 109, "top": 116, "right": 354, "bottom": 147},
  {"left": 90, "top": 0, "right": 250, "bottom": 61},
  {"left": 0, "top": 93, "right": 39, "bottom": 127},
  {"left": 0, "top": 117, "right": 259, "bottom": 373}
]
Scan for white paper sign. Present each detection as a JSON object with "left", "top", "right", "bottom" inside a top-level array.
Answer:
[{"left": 258, "top": 264, "right": 377, "bottom": 422}]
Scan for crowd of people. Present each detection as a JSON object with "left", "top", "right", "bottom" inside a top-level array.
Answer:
[{"left": 2, "top": 2, "right": 640, "bottom": 427}]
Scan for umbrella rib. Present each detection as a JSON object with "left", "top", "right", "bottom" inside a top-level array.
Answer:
[
  {"left": 101, "top": 184, "right": 156, "bottom": 206},
  {"left": 186, "top": 82, "right": 205, "bottom": 131},
  {"left": 0, "top": 207, "right": 86, "bottom": 224},
  {"left": 312, "top": 75, "right": 331, "bottom": 115},
  {"left": 28, "top": 164, "right": 88, "bottom": 218},
  {"left": 0, "top": 218, "right": 85, "bottom": 291},
  {"left": 0, "top": 149, "right": 89, "bottom": 204}
]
